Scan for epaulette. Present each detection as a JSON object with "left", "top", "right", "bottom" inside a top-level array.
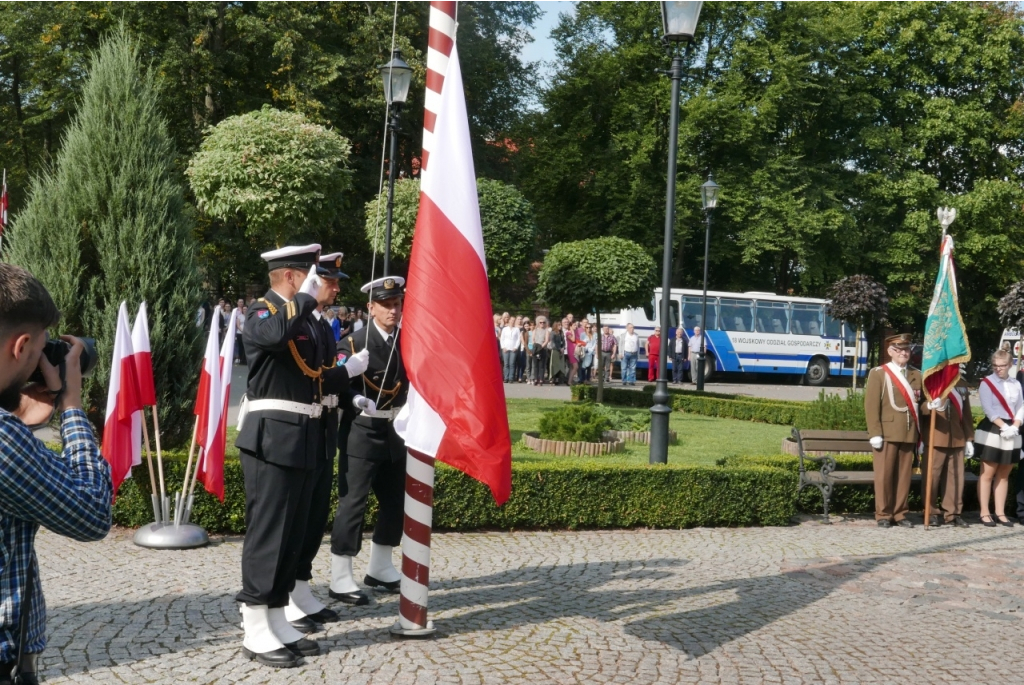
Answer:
[{"left": 258, "top": 298, "right": 278, "bottom": 316}]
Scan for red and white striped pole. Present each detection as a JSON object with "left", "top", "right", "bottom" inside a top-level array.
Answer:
[{"left": 389, "top": 0, "right": 455, "bottom": 638}]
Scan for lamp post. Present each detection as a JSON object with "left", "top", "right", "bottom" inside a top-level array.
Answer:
[
  {"left": 379, "top": 49, "right": 413, "bottom": 276},
  {"left": 650, "top": 1, "right": 703, "bottom": 465},
  {"left": 696, "top": 173, "right": 719, "bottom": 392}
]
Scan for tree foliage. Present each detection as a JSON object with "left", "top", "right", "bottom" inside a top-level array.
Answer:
[
  {"left": 187, "top": 106, "right": 352, "bottom": 248},
  {"left": 536, "top": 237, "right": 657, "bottom": 316},
  {"left": 826, "top": 276, "right": 889, "bottom": 329},
  {"left": 997, "top": 282, "right": 1024, "bottom": 333},
  {"left": 364, "top": 177, "right": 538, "bottom": 290},
  {"left": 5, "top": 29, "right": 203, "bottom": 445}
]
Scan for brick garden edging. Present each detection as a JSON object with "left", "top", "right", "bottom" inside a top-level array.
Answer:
[
  {"left": 522, "top": 431, "right": 625, "bottom": 456},
  {"left": 606, "top": 429, "right": 677, "bottom": 445}
]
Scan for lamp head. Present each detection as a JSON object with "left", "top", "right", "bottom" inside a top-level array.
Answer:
[
  {"left": 700, "top": 173, "right": 720, "bottom": 211},
  {"left": 379, "top": 49, "right": 413, "bottom": 106},
  {"left": 661, "top": 1, "right": 704, "bottom": 43}
]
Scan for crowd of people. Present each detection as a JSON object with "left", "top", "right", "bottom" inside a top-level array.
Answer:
[{"left": 494, "top": 313, "right": 707, "bottom": 387}]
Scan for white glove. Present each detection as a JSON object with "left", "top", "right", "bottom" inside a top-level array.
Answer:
[
  {"left": 1001, "top": 425, "right": 1019, "bottom": 439},
  {"left": 926, "top": 399, "right": 944, "bottom": 411},
  {"left": 298, "top": 265, "right": 322, "bottom": 298},
  {"left": 965, "top": 441, "right": 974, "bottom": 458},
  {"left": 353, "top": 395, "right": 376, "bottom": 415},
  {"left": 869, "top": 436, "right": 884, "bottom": 450},
  {"left": 344, "top": 348, "right": 369, "bottom": 377}
]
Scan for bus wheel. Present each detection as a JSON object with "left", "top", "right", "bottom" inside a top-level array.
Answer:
[
  {"left": 805, "top": 358, "right": 829, "bottom": 386},
  {"left": 703, "top": 355, "right": 715, "bottom": 382}
]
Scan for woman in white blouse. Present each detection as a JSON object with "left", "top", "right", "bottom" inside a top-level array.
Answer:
[{"left": 975, "top": 349, "right": 1024, "bottom": 527}]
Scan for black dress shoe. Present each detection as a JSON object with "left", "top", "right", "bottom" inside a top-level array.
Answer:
[
  {"left": 364, "top": 574, "right": 401, "bottom": 592},
  {"left": 242, "top": 646, "right": 299, "bottom": 668},
  {"left": 307, "top": 607, "right": 340, "bottom": 623},
  {"left": 328, "top": 589, "right": 369, "bottom": 606},
  {"left": 896, "top": 519, "right": 914, "bottom": 528},
  {"left": 981, "top": 514, "right": 997, "bottom": 527},
  {"left": 952, "top": 516, "right": 969, "bottom": 528},
  {"left": 288, "top": 614, "right": 321, "bottom": 634},
  {"left": 285, "top": 638, "right": 321, "bottom": 657},
  {"left": 929, "top": 515, "right": 942, "bottom": 527},
  {"left": 997, "top": 516, "right": 1015, "bottom": 527},
  {"left": 877, "top": 519, "right": 892, "bottom": 528}
]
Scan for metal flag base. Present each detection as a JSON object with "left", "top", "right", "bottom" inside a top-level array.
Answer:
[
  {"left": 389, "top": 620, "right": 436, "bottom": 638},
  {"left": 133, "top": 521, "right": 209, "bottom": 549}
]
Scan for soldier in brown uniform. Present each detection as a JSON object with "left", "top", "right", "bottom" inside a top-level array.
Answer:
[
  {"left": 864, "top": 334, "right": 922, "bottom": 528},
  {"left": 921, "top": 378, "right": 974, "bottom": 527}
]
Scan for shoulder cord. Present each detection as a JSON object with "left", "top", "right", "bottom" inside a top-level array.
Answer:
[
  {"left": 262, "top": 299, "right": 330, "bottom": 392},
  {"left": 883, "top": 372, "right": 911, "bottom": 430}
]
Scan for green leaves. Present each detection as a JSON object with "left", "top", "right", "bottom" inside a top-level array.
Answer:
[
  {"left": 187, "top": 106, "right": 352, "bottom": 248},
  {"left": 536, "top": 237, "right": 657, "bottom": 314}
]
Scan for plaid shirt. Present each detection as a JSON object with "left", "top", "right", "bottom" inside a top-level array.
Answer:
[{"left": 0, "top": 408, "right": 112, "bottom": 663}]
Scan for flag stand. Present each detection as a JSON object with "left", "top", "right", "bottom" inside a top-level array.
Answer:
[
  {"left": 390, "top": 449, "right": 438, "bottom": 638},
  {"left": 134, "top": 415, "right": 208, "bottom": 549}
]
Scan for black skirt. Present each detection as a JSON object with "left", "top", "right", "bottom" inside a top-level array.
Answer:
[{"left": 975, "top": 417, "right": 1022, "bottom": 465}]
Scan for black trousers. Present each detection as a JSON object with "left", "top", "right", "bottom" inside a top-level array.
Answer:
[
  {"left": 295, "top": 456, "right": 334, "bottom": 582},
  {"left": 236, "top": 451, "right": 317, "bottom": 607},
  {"left": 330, "top": 455, "right": 406, "bottom": 557}
]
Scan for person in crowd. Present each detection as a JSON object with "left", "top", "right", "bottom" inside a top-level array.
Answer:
[
  {"left": 532, "top": 317, "right": 550, "bottom": 385},
  {"left": 512, "top": 316, "right": 525, "bottom": 382},
  {"left": 352, "top": 309, "right": 365, "bottom": 332},
  {"left": 500, "top": 316, "right": 521, "bottom": 383},
  {"left": 582, "top": 322, "right": 596, "bottom": 383},
  {"left": 235, "top": 304, "right": 247, "bottom": 365},
  {"left": 575, "top": 322, "right": 590, "bottom": 384},
  {"left": 645, "top": 326, "right": 662, "bottom": 382},
  {"left": 549, "top": 320, "right": 568, "bottom": 384},
  {"left": 519, "top": 318, "right": 531, "bottom": 383},
  {"left": 601, "top": 326, "right": 617, "bottom": 383},
  {"left": 864, "top": 333, "right": 922, "bottom": 528},
  {"left": 217, "top": 298, "right": 229, "bottom": 335},
  {"left": 975, "top": 349, "right": 1023, "bottom": 527},
  {"left": 671, "top": 327, "right": 689, "bottom": 384},
  {"left": 621, "top": 323, "right": 639, "bottom": 385},
  {"left": 336, "top": 306, "right": 351, "bottom": 341},
  {"left": 921, "top": 375, "right": 974, "bottom": 527},
  {"left": 0, "top": 264, "right": 113, "bottom": 685},
  {"left": 565, "top": 319, "right": 579, "bottom": 386},
  {"left": 688, "top": 326, "right": 704, "bottom": 384},
  {"left": 323, "top": 307, "right": 342, "bottom": 342}
]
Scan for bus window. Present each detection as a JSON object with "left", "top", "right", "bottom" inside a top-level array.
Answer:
[
  {"left": 843, "top": 323, "right": 856, "bottom": 347},
  {"left": 656, "top": 299, "right": 680, "bottom": 329},
  {"left": 682, "top": 296, "right": 717, "bottom": 330},
  {"left": 825, "top": 314, "right": 842, "bottom": 339},
  {"left": 755, "top": 301, "right": 790, "bottom": 334},
  {"left": 643, "top": 298, "right": 655, "bottom": 322},
  {"left": 720, "top": 298, "right": 754, "bottom": 332},
  {"left": 790, "top": 303, "right": 823, "bottom": 336}
]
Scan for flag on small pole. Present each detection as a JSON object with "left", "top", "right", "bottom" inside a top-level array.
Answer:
[
  {"left": 921, "top": 207, "right": 970, "bottom": 527},
  {"left": 131, "top": 303, "right": 164, "bottom": 523},
  {"left": 177, "top": 316, "right": 220, "bottom": 524},
  {"left": 101, "top": 302, "right": 143, "bottom": 499},
  {"left": 1, "top": 169, "right": 8, "bottom": 254},
  {"left": 192, "top": 307, "right": 236, "bottom": 504},
  {"left": 392, "top": 0, "right": 512, "bottom": 637}
]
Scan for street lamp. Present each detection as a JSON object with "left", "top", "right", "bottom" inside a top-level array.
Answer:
[
  {"left": 650, "top": 1, "right": 703, "bottom": 466},
  {"left": 696, "top": 173, "right": 719, "bottom": 392},
  {"left": 379, "top": 49, "right": 413, "bottom": 276}
]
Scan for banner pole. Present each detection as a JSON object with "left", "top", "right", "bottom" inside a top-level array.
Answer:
[
  {"left": 140, "top": 408, "right": 160, "bottom": 522},
  {"left": 176, "top": 417, "right": 200, "bottom": 525},
  {"left": 391, "top": 448, "right": 437, "bottom": 637},
  {"left": 924, "top": 410, "right": 937, "bottom": 529},
  {"left": 151, "top": 405, "right": 170, "bottom": 522},
  {"left": 183, "top": 445, "right": 206, "bottom": 525}
]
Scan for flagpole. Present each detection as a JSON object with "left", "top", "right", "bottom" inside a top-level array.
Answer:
[
  {"left": 924, "top": 407, "right": 937, "bottom": 529},
  {"left": 183, "top": 445, "right": 206, "bottom": 525},
  {"left": 176, "top": 417, "right": 200, "bottom": 525},
  {"left": 152, "top": 405, "right": 170, "bottom": 523},
  {"left": 391, "top": 448, "right": 437, "bottom": 637},
  {"left": 140, "top": 409, "right": 161, "bottom": 522}
]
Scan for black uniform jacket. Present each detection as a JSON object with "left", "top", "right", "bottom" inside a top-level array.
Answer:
[
  {"left": 236, "top": 290, "right": 351, "bottom": 469},
  {"left": 317, "top": 312, "right": 352, "bottom": 461},
  {"left": 338, "top": 323, "right": 408, "bottom": 463}
]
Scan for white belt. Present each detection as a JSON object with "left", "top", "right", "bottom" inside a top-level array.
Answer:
[
  {"left": 321, "top": 395, "right": 339, "bottom": 409},
  {"left": 362, "top": 407, "right": 400, "bottom": 420},
  {"left": 246, "top": 399, "right": 323, "bottom": 419}
]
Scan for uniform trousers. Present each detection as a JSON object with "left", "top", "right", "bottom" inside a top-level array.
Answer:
[
  {"left": 927, "top": 446, "right": 964, "bottom": 522},
  {"left": 330, "top": 454, "right": 406, "bottom": 557},
  {"left": 871, "top": 441, "right": 915, "bottom": 522},
  {"left": 236, "top": 451, "right": 317, "bottom": 607},
  {"left": 295, "top": 455, "right": 334, "bottom": 582}
]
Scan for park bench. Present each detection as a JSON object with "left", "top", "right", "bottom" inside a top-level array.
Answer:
[{"left": 792, "top": 428, "right": 979, "bottom": 523}]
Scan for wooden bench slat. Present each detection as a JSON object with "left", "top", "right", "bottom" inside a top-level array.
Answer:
[
  {"left": 800, "top": 440, "right": 873, "bottom": 453},
  {"left": 797, "top": 430, "right": 870, "bottom": 440}
]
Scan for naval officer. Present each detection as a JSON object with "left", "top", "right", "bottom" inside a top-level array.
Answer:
[
  {"left": 234, "top": 244, "right": 368, "bottom": 668},
  {"left": 329, "top": 276, "right": 408, "bottom": 605}
]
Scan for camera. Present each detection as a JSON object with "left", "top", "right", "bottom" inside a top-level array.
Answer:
[{"left": 27, "top": 337, "right": 98, "bottom": 385}]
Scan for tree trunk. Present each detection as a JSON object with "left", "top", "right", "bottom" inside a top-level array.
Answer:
[
  {"left": 596, "top": 310, "right": 604, "bottom": 403},
  {"left": 852, "top": 323, "right": 861, "bottom": 391}
]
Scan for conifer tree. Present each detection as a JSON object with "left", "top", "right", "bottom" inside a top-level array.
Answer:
[{"left": 6, "top": 28, "right": 203, "bottom": 445}]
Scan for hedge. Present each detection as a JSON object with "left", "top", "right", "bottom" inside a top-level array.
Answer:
[
  {"left": 114, "top": 454, "right": 798, "bottom": 532},
  {"left": 575, "top": 385, "right": 807, "bottom": 426}
]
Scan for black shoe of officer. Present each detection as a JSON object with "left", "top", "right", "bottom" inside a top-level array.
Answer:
[
  {"left": 364, "top": 574, "right": 401, "bottom": 592},
  {"left": 307, "top": 607, "right": 340, "bottom": 624},
  {"left": 952, "top": 516, "right": 969, "bottom": 528},
  {"left": 287, "top": 614, "right": 321, "bottom": 634},
  {"left": 877, "top": 519, "right": 892, "bottom": 528},
  {"left": 285, "top": 638, "right": 321, "bottom": 657},
  {"left": 896, "top": 518, "right": 914, "bottom": 528},
  {"left": 242, "top": 646, "right": 299, "bottom": 668},
  {"left": 929, "top": 515, "right": 942, "bottom": 527},
  {"left": 329, "top": 589, "right": 370, "bottom": 605}
]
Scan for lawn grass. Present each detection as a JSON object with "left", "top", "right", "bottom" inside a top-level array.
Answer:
[
  {"left": 216, "top": 397, "right": 789, "bottom": 468},
  {"left": 506, "top": 398, "right": 790, "bottom": 467}
]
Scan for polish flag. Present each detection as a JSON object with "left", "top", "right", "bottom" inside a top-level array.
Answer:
[
  {"left": 395, "top": 44, "right": 511, "bottom": 504},
  {"left": 1, "top": 169, "right": 8, "bottom": 234},
  {"left": 101, "top": 302, "right": 142, "bottom": 498},
  {"left": 129, "top": 302, "right": 156, "bottom": 470},
  {"left": 195, "top": 308, "right": 235, "bottom": 501}
]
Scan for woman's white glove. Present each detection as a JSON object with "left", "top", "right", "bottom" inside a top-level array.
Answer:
[
  {"left": 869, "top": 436, "right": 884, "bottom": 450},
  {"left": 965, "top": 441, "right": 974, "bottom": 458},
  {"left": 353, "top": 395, "right": 377, "bottom": 415},
  {"left": 299, "top": 265, "right": 322, "bottom": 298},
  {"left": 926, "top": 399, "right": 945, "bottom": 411},
  {"left": 344, "top": 349, "right": 369, "bottom": 376}
]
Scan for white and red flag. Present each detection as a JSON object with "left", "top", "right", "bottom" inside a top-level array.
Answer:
[
  {"left": 194, "top": 308, "right": 235, "bottom": 502},
  {"left": 1, "top": 169, "right": 9, "bottom": 247},
  {"left": 129, "top": 302, "right": 156, "bottom": 469},
  {"left": 101, "top": 302, "right": 142, "bottom": 498}
]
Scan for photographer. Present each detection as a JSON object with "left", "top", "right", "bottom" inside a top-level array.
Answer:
[{"left": 0, "top": 264, "right": 113, "bottom": 684}]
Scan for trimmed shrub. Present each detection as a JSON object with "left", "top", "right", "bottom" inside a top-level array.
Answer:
[
  {"left": 538, "top": 403, "right": 613, "bottom": 442},
  {"left": 115, "top": 454, "right": 797, "bottom": 531}
]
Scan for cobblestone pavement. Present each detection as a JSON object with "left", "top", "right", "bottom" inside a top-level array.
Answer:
[{"left": 34, "top": 515, "right": 1024, "bottom": 684}]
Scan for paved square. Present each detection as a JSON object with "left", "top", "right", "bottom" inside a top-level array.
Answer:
[{"left": 35, "top": 517, "right": 1024, "bottom": 683}]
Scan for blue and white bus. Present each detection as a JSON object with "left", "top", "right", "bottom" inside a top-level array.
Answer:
[{"left": 594, "top": 288, "right": 868, "bottom": 385}]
